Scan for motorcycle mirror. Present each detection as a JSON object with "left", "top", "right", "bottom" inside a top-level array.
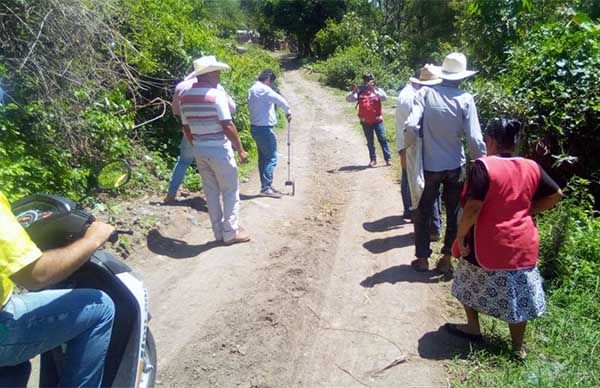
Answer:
[{"left": 97, "top": 160, "right": 131, "bottom": 191}]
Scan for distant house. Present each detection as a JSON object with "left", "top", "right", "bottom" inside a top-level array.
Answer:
[{"left": 236, "top": 30, "right": 260, "bottom": 44}]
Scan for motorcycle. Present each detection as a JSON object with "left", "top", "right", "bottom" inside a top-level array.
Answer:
[{"left": 9, "top": 160, "right": 156, "bottom": 388}]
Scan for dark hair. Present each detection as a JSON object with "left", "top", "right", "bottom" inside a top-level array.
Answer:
[
  {"left": 258, "top": 69, "right": 276, "bottom": 82},
  {"left": 485, "top": 118, "right": 522, "bottom": 149},
  {"left": 363, "top": 72, "right": 374, "bottom": 81}
]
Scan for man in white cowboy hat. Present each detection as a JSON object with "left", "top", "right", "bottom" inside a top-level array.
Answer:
[
  {"left": 174, "top": 55, "right": 251, "bottom": 245},
  {"left": 405, "top": 53, "right": 486, "bottom": 273},
  {"left": 397, "top": 65, "right": 443, "bottom": 237},
  {"left": 165, "top": 69, "right": 237, "bottom": 203}
]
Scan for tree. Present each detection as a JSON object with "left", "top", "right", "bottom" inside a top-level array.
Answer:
[{"left": 245, "top": 0, "right": 351, "bottom": 55}]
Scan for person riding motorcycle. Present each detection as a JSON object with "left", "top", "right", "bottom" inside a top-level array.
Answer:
[{"left": 0, "top": 191, "right": 116, "bottom": 388}]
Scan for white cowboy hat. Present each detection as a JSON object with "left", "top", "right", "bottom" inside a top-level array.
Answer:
[
  {"left": 192, "top": 55, "right": 230, "bottom": 76},
  {"left": 429, "top": 53, "right": 477, "bottom": 80},
  {"left": 409, "top": 64, "right": 442, "bottom": 85}
]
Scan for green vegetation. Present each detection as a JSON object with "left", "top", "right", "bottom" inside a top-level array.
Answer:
[
  {"left": 2, "top": 1, "right": 600, "bottom": 385},
  {"left": 0, "top": 0, "right": 278, "bottom": 202},
  {"left": 242, "top": 1, "right": 600, "bottom": 386}
]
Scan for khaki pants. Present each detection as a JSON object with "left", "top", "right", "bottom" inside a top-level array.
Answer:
[{"left": 193, "top": 142, "right": 240, "bottom": 241}]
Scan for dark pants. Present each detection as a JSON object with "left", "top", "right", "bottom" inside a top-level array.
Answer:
[
  {"left": 361, "top": 121, "right": 392, "bottom": 162},
  {"left": 414, "top": 167, "right": 463, "bottom": 259}
]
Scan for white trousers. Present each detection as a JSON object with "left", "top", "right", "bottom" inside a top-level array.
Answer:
[{"left": 193, "top": 142, "right": 240, "bottom": 241}]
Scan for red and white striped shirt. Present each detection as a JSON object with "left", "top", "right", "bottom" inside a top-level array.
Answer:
[{"left": 173, "top": 80, "right": 235, "bottom": 145}]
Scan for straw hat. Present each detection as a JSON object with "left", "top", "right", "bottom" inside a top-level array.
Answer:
[
  {"left": 429, "top": 53, "right": 477, "bottom": 80},
  {"left": 409, "top": 64, "right": 442, "bottom": 85},
  {"left": 192, "top": 56, "right": 230, "bottom": 76}
]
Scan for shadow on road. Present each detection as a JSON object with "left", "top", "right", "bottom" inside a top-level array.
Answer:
[
  {"left": 418, "top": 325, "right": 485, "bottom": 360},
  {"left": 363, "top": 233, "right": 413, "bottom": 253},
  {"left": 363, "top": 215, "right": 409, "bottom": 232},
  {"left": 146, "top": 229, "right": 220, "bottom": 259},
  {"left": 240, "top": 193, "right": 263, "bottom": 200},
  {"left": 326, "top": 165, "right": 369, "bottom": 173},
  {"left": 279, "top": 54, "right": 303, "bottom": 71},
  {"left": 149, "top": 196, "right": 208, "bottom": 212},
  {"left": 360, "top": 264, "right": 442, "bottom": 287}
]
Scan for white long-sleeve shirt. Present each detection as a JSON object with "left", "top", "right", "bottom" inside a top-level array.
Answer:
[
  {"left": 247, "top": 81, "right": 291, "bottom": 126},
  {"left": 395, "top": 83, "right": 417, "bottom": 151}
]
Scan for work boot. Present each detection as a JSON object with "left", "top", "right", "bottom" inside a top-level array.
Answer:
[{"left": 224, "top": 227, "right": 251, "bottom": 246}]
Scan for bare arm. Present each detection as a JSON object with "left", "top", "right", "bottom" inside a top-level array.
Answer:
[
  {"left": 11, "top": 221, "right": 114, "bottom": 290},
  {"left": 456, "top": 199, "right": 484, "bottom": 257},
  {"left": 531, "top": 190, "right": 563, "bottom": 214},
  {"left": 221, "top": 120, "right": 248, "bottom": 163}
]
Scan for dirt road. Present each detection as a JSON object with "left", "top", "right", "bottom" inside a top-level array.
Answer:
[{"left": 133, "top": 63, "right": 468, "bottom": 387}]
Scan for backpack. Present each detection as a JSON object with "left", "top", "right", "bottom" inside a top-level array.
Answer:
[{"left": 356, "top": 88, "right": 383, "bottom": 124}]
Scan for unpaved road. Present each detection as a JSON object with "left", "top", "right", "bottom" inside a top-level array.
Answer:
[{"left": 131, "top": 63, "right": 470, "bottom": 387}]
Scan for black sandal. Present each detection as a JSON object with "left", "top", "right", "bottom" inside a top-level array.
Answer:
[{"left": 443, "top": 323, "right": 483, "bottom": 342}]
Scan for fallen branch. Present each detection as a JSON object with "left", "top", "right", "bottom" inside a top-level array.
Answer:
[
  {"left": 365, "top": 356, "right": 408, "bottom": 378},
  {"left": 335, "top": 363, "right": 371, "bottom": 388},
  {"left": 19, "top": 9, "right": 53, "bottom": 70},
  {"left": 305, "top": 305, "right": 405, "bottom": 356}
]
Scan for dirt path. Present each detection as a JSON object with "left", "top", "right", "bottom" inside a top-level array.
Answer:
[{"left": 132, "top": 64, "right": 467, "bottom": 387}]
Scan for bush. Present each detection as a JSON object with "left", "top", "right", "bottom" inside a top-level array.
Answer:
[
  {"left": 470, "top": 14, "right": 600, "bottom": 192},
  {"left": 0, "top": 0, "right": 279, "bottom": 202},
  {"left": 312, "top": 45, "right": 410, "bottom": 91}
]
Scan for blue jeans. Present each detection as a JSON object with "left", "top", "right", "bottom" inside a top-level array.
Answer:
[
  {"left": 167, "top": 137, "right": 195, "bottom": 196},
  {"left": 251, "top": 125, "right": 277, "bottom": 192},
  {"left": 414, "top": 167, "right": 463, "bottom": 259},
  {"left": 0, "top": 289, "right": 115, "bottom": 388},
  {"left": 361, "top": 121, "right": 392, "bottom": 162}
]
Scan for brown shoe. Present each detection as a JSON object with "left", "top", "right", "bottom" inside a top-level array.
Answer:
[
  {"left": 163, "top": 194, "right": 176, "bottom": 203},
  {"left": 410, "top": 258, "right": 429, "bottom": 272},
  {"left": 385, "top": 159, "right": 392, "bottom": 166},
  {"left": 224, "top": 228, "right": 251, "bottom": 246}
]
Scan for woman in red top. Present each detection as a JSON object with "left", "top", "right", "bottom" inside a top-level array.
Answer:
[{"left": 447, "top": 118, "right": 562, "bottom": 359}]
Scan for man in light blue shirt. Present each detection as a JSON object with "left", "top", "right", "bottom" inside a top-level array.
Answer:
[
  {"left": 405, "top": 53, "right": 486, "bottom": 273},
  {"left": 247, "top": 69, "right": 291, "bottom": 198}
]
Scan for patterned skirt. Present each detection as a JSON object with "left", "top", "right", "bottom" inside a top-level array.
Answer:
[{"left": 451, "top": 259, "right": 546, "bottom": 323}]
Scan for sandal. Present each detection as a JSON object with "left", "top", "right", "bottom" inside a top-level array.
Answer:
[
  {"left": 410, "top": 258, "right": 429, "bottom": 272},
  {"left": 435, "top": 256, "right": 454, "bottom": 275},
  {"left": 443, "top": 323, "right": 483, "bottom": 342}
]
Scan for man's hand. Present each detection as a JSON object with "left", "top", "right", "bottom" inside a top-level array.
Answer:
[
  {"left": 457, "top": 235, "right": 471, "bottom": 257},
  {"left": 286, "top": 113, "right": 292, "bottom": 122},
  {"left": 12, "top": 221, "right": 115, "bottom": 291},
  {"left": 83, "top": 221, "right": 115, "bottom": 249},
  {"left": 238, "top": 150, "right": 249, "bottom": 164},
  {"left": 352, "top": 85, "right": 358, "bottom": 93}
]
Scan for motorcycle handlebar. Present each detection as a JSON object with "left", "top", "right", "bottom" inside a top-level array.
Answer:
[{"left": 108, "top": 229, "right": 134, "bottom": 244}]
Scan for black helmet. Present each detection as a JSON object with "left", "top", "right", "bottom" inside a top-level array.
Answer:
[{"left": 362, "top": 72, "right": 374, "bottom": 81}]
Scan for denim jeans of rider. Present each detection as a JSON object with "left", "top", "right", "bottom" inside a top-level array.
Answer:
[
  {"left": 167, "top": 136, "right": 195, "bottom": 197},
  {"left": 251, "top": 125, "right": 278, "bottom": 192},
  {"left": 414, "top": 167, "right": 463, "bottom": 259},
  {"left": 0, "top": 289, "right": 115, "bottom": 388},
  {"left": 361, "top": 121, "right": 392, "bottom": 162},
  {"left": 194, "top": 142, "right": 240, "bottom": 241}
]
